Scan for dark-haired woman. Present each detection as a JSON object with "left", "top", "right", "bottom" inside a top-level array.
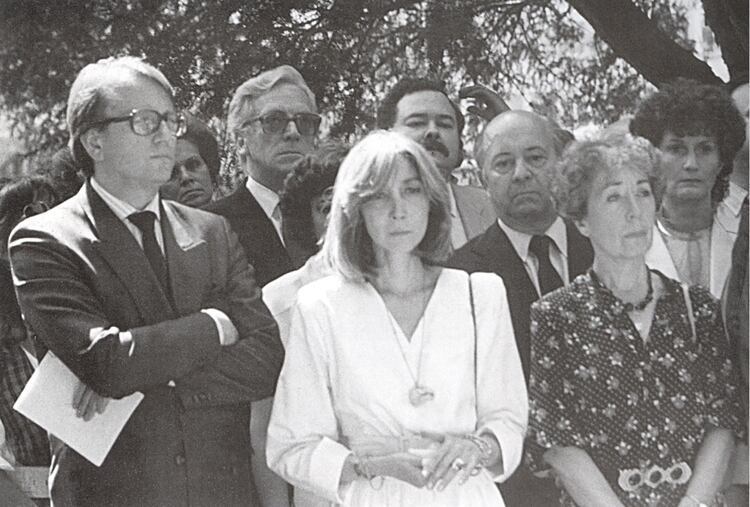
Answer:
[
  {"left": 0, "top": 176, "right": 57, "bottom": 469},
  {"left": 630, "top": 78, "right": 747, "bottom": 298}
]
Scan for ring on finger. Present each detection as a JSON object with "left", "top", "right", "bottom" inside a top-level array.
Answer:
[{"left": 450, "top": 458, "right": 466, "bottom": 471}]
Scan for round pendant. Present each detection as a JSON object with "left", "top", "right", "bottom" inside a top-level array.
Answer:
[{"left": 409, "top": 385, "right": 435, "bottom": 406}]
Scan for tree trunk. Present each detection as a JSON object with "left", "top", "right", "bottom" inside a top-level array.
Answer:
[
  {"left": 567, "top": 0, "right": 723, "bottom": 86},
  {"left": 703, "top": 0, "right": 748, "bottom": 84}
]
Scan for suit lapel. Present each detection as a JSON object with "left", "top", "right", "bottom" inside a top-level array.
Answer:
[
  {"left": 83, "top": 183, "right": 176, "bottom": 324},
  {"left": 452, "top": 185, "right": 475, "bottom": 239},
  {"left": 238, "top": 186, "right": 287, "bottom": 253},
  {"left": 162, "top": 203, "right": 208, "bottom": 315},
  {"left": 453, "top": 184, "right": 492, "bottom": 240},
  {"left": 476, "top": 224, "right": 538, "bottom": 298}
]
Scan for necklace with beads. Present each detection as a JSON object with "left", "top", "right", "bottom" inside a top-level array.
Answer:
[{"left": 590, "top": 268, "right": 654, "bottom": 313}]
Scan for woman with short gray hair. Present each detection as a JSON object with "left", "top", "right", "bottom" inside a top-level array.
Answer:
[{"left": 527, "top": 133, "right": 742, "bottom": 507}]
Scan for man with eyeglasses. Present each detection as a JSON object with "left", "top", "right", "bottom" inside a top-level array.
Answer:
[
  {"left": 447, "top": 110, "right": 593, "bottom": 507},
  {"left": 205, "top": 65, "right": 320, "bottom": 287},
  {"left": 203, "top": 64, "right": 318, "bottom": 507},
  {"left": 9, "top": 56, "right": 283, "bottom": 506}
]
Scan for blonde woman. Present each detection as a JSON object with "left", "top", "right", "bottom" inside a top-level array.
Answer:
[{"left": 267, "top": 130, "right": 527, "bottom": 506}]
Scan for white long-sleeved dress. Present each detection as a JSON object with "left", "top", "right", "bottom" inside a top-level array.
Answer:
[{"left": 267, "top": 268, "right": 528, "bottom": 506}]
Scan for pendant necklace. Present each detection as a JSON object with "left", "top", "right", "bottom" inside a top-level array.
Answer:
[{"left": 381, "top": 270, "right": 435, "bottom": 407}]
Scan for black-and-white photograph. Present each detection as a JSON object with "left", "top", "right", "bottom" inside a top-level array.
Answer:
[{"left": 0, "top": 1, "right": 747, "bottom": 505}]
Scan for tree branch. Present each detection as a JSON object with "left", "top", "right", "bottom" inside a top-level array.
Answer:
[{"left": 566, "top": 0, "right": 722, "bottom": 86}]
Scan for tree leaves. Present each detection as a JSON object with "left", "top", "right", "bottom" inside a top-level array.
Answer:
[{"left": 0, "top": 0, "right": 715, "bottom": 169}]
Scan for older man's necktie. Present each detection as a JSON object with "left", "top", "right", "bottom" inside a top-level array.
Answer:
[
  {"left": 528, "top": 234, "right": 564, "bottom": 295},
  {"left": 128, "top": 211, "right": 169, "bottom": 295}
]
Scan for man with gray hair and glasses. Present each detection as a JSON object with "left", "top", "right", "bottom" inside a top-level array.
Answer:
[
  {"left": 9, "top": 55, "right": 283, "bottom": 506},
  {"left": 205, "top": 65, "right": 321, "bottom": 287}
]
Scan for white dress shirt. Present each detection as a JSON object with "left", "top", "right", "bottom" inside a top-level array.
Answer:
[
  {"left": 91, "top": 177, "right": 163, "bottom": 252},
  {"left": 246, "top": 177, "right": 284, "bottom": 246},
  {"left": 496, "top": 217, "right": 569, "bottom": 296}
]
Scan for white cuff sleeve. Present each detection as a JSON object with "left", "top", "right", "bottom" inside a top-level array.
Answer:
[{"left": 201, "top": 308, "right": 237, "bottom": 345}]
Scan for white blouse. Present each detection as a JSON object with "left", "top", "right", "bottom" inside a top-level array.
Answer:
[{"left": 267, "top": 268, "right": 528, "bottom": 506}]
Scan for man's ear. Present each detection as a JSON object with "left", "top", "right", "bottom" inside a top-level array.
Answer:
[
  {"left": 79, "top": 129, "right": 105, "bottom": 162},
  {"left": 574, "top": 218, "right": 590, "bottom": 238}
]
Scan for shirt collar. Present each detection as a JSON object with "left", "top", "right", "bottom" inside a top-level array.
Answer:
[
  {"left": 245, "top": 177, "right": 280, "bottom": 220},
  {"left": 722, "top": 181, "right": 748, "bottom": 218},
  {"left": 496, "top": 216, "right": 568, "bottom": 261},
  {"left": 90, "top": 177, "right": 161, "bottom": 223}
]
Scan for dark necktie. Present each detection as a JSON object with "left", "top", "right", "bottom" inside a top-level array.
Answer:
[
  {"left": 128, "top": 211, "right": 169, "bottom": 295},
  {"left": 528, "top": 234, "right": 564, "bottom": 295}
]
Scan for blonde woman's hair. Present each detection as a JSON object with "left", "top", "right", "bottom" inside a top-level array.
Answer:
[{"left": 322, "top": 130, "right": 451, "bottom": 281}]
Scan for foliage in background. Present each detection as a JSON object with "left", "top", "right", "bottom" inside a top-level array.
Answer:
[{"left": 0, "top": 0, "right": 737, "bottom": 188}]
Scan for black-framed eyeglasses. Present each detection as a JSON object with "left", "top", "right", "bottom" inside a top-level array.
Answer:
[
  {"left": 241, "top": 111, "right": 321, "bottom": 136},
  {"left": 87, "top": 109, "right": 186, "bottom": 137}
]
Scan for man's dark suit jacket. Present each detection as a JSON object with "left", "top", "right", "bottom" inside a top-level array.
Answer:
[
  {"left": 447, "top": 219, "right": 593, "bottom": 507},
  {"left": 204, "top": 183, "right": 293, "bottom": 286},
  {"left": 448, "top": 220, "right": 593, "bottom": 378},
  {"left": 9, "top": 183, "right": 284, "bottom": 507}
]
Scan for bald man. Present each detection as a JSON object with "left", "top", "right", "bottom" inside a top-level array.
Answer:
[{"left": 448, "top": 110, "right": 593, "bottom": 507}]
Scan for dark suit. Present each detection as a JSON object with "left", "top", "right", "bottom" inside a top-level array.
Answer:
[
  {"left": 448, "top": 219, "right": 593, "bottom": 507},
  {"left": 204, "top": 183, "right": 293, "bottom": 286},
  {"left": 9, "top": 183, "right": 284, "bottom": 507}
]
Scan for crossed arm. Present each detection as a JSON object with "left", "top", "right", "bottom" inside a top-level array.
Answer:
[{"left": 9, "top": 219, "right": 283, "bottom": 406}]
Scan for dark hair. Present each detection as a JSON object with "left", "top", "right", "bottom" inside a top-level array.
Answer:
[
  {"left": 630, "top": 78, "right": 746, "bottom": 205},
  {"left": 279, "top": 141, "right": 350, "bottom": 264},
  {"left": 179, "top": 113, "right": 220, "bottom": 185},
  {"left": 0, "top": 175, "right": 58, "bottom": 256},
  {"left": 43, "top": 147, "right": 85, "bottom": 201},
  {"left": 376, "top": 77, "right": 465, "bottom": 136}
]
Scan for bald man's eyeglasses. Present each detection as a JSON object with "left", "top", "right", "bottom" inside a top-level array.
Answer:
[
  {"left": 241, "top": 111, "right": 321, "bottom": 136},
  {"left": 88, "top": 109, "right": 186, "bottom": 137}
]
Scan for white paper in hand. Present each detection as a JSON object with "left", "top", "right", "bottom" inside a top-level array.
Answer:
[{"left": 13, "top": 353, "right": 143, "bottom": 467}]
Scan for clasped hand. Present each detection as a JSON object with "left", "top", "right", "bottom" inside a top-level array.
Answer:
[{"left": 349, "top": 432, "right": 484, "bottom": 491}]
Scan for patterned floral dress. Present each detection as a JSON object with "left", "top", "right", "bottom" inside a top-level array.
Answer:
[{"left": 527, "top": 270, "right": 742, "bottom": 507}]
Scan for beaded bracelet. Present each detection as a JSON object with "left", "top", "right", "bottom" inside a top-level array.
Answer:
[
  {"left": 461, "top": 433, "right": 493, "bottom": 466},
  {"left": 353, "top": 454, "right": 384, "bottom": 490}
]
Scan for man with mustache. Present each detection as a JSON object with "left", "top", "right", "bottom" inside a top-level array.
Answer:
[
  {"left": 377, "top": 78, "right": 495, "bottom": 249},
  {"left": 205, "top": 65, "right": 320, "bottom": 286},
  {"left": 448, "top": 110, "right": 594, "bottom": 507}
]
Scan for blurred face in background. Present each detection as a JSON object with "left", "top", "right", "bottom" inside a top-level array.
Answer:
[
  {"left": 310, "top": 185, "right": 333, "bottom": 240},
  {"left": 161, "top": 139, "right": 214, "bottom": 207}
]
